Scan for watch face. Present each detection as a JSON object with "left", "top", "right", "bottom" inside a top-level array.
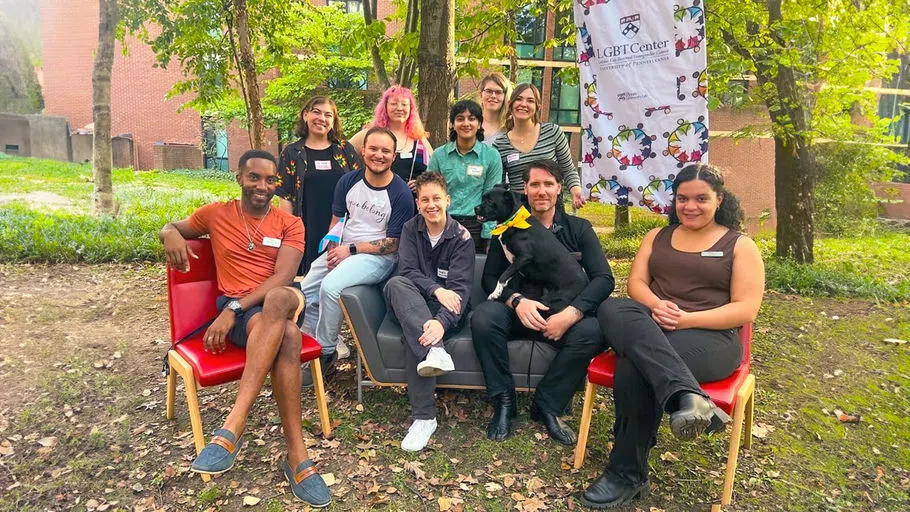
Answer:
[{"left": 228, "top": 300, "right": 242, "bottom": 312}]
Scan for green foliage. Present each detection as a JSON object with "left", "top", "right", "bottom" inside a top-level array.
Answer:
[{"left": 815, "top": 142, "right": 907, "bottom": 235}]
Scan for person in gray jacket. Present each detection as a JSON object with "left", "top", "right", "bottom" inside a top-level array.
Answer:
[{"left": 383, "top": 171, "right": 475, "bottom": 452}]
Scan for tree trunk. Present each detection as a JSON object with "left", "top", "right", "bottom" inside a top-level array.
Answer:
[
  {"left": 773, "top": 136, "right": 816, "bottom": 263},
  {"left": 395, "top": 0, "right": 419, "bottom": 88},
  {"left": 232, "top": 0, "right": 263, "bottom": 149},
  {"left": 614, "top": 204, "right": 630, "bottom": 229},
  {"left": 363, "top": 0, "right": 391, "bottom": 89},
  {"left": 417, "top": 0, "right": 455, "bottom": 148},
  {"left": 92, "top": 0, "right": 118, "bottom": 216}
]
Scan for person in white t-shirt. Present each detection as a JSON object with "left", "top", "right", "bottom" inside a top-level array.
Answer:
[{"left": 298, "top": 127, "right": 415, "bottom": 386}]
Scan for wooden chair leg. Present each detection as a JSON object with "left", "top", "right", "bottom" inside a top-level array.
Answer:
[
  {"left": 165, "top": 351, "right": 177, "bottom": 420},
  {"left": 743, "top": 383, "right": 755, "bottom": 450},
  {"left": 720, "top": 375, "right": 754, "bottom": 506},
  {"left": 170, "top": 352, "right": 211, "bottom": 482},
  {"left": 573, "top": 380, "right": 597, "bottom": 470},
  {"left": 310, "top": 357, "right": 333, "bottom": 439}
]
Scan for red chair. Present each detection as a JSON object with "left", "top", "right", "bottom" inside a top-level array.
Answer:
[
  {"left": 573, "top": 324, "right": 755, "bottom": 509},
  {"left": 163, "top": 239, "right": 332, "bottom": 481}
]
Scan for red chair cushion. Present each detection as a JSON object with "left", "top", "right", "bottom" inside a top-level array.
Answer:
[
  {"left": 175, "top": 333, "right": 322, "bottom": 387},
  {"left": 587, "top": 352, "right": 751, "bottom": 415},
  {"left": 167, "top": 238, "right": 322, "bottom": 387}
]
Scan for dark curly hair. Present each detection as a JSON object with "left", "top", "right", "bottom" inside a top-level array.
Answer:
[
  {"left": 668, "top": 164, "right": 744, "bottom": 231},
  {"left": 448, "top": 99, "right": 485, "bottom": 142}
]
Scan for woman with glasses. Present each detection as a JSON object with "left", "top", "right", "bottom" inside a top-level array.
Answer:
[
  {"left": 349, "top": 86, "right": 434, "bottom": 193},
  {"left": 277, "top": 96, "right": 363, "bottom": 275},
  {"left": 478, "top": 72, "right": 512, "bottom": 145},
  {"left": 493, "top": 83, "right": 586, "bottom": 209}
]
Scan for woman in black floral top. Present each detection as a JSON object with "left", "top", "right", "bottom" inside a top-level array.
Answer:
[{"left": 277, "top": 96, "right": 363, "bottom": 274}]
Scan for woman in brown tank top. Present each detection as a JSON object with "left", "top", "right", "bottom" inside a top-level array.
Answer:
[{"left": 580, "top": 164, "right": 765, "bottom": 509}]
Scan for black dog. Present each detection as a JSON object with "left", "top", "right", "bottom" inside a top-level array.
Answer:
[{"left": 475, "top": 185, "right": 588, "bottom": 313}]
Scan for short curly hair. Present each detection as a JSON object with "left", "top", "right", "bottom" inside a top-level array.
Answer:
[{"left": 414, "top": 171, "right": 448, "bottom": 196}]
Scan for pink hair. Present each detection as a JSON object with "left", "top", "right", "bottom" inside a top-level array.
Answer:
[{"left": 371, "top": 86, "right": 429, "bottom": 140}]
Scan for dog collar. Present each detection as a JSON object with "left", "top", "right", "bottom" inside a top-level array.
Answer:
[{"left": 490, "top": 206, "right": 532, "bottom": 236}]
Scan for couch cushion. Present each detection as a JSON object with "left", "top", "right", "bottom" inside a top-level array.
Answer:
[{"left": 376, "top": 312, "right": 558, "bottom": 376}]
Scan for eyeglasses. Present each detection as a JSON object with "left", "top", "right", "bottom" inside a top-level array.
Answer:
[{"left": 482, "top": 88, "right": 505, "bottom": 97}]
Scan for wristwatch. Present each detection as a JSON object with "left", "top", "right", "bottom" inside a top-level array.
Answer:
[
  {"left": 509, "top": 294, "right": 525, "bottom": 309},
  {"left": 226, "top": 300, "right": 243, "bottom": 315},
  {"left": 348, "top": 243, "right": 358, "bottom": 255}
]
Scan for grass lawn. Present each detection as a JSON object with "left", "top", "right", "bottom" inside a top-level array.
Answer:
[{"left": 0, "top": 155, "right": 908, "bottom": 511}]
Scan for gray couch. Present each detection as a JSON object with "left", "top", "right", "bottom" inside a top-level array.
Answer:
[{"left": 339, "top": 254, "right": 562, "bottom": 402}]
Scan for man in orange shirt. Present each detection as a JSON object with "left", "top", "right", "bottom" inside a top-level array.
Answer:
[{"left": 159, "top": 150, "right": 330, "bottom": 508}]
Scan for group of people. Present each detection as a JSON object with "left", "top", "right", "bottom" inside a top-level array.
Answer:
[{"left": 159, "top": 76, "right": 765, "bottom": 509}]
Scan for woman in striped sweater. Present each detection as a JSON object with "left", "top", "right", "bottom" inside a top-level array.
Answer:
[{"left": 492, "top": 83, "right": 586, "bottom": 209}]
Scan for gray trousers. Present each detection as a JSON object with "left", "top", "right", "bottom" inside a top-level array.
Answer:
[{"left": 383, "top": 276, "right": 457, "bottom": 420}]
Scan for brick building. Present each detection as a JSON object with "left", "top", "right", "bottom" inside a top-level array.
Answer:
[{"left": 39, "top": 0, "right": 778, "bottom": 229}]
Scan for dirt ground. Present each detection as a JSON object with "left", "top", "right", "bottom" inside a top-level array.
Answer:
[{"left": 0, "top": 263, "right": 908, "bottom": 512}]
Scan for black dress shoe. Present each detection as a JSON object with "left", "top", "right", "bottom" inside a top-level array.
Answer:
[
  {"left": 530, "top": 402, "right": 577, "bottom": 445},
  {"left": 579, "top": 473, "right": 649, "bottom": 509},
  {"left": 669, "top": 392, "right": 714, "bottom": 440},
  {"left": 487, "top": 390, "right": 517, "bottom": 441}
]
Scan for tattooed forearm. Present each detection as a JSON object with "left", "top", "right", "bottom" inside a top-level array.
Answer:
[{"left": 367, "top": 237, "right": 399, "bottom": 255}]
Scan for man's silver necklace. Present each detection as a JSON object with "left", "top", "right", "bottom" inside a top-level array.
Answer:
[{"left": 238, "top": 202, "right": 270, "bottom": 252}]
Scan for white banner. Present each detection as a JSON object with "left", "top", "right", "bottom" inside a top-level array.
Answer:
[{"left": 574, "top": 0, "right": 709, "bottom": 214}]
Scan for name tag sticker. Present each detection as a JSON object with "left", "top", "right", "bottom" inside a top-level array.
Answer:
[
  {"left": 314, "top": 160, "right": 332, "bottom": 171},
  {"left": 399, "top": 151, "right": 413, "bottom": 159},
  {"left": 506, "top": 153, "right": 520, "bottom": 163},
  {"left": 262, "top": 237, "right": 282, "bottom": 248},
  {"left": 701, "top": 251, "right": 723, "bottom": 257},
  {"left": 466, "top": 164, "right": 484, "bottom": 177},
  {"left": 437, "top": 268, "right": 449, "bottom": 279}
]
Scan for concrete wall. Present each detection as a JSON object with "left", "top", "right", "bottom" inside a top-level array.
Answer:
[
  {"left": 25, "top": 114, "right": 71, "bottom": 161},
  {"left": 874, "top": 182, "right": 910, "bottom": 219},
  {"left": 153, "top": 142, "right": 202, "bottom": 170},
  {"left": 0, "top": 113, "right": 31, "bottom": 156},
  {"left": 71, "top": 132, "right": 92, "bottom": 163}
]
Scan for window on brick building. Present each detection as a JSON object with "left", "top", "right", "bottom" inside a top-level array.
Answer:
[
  {"left": 549, "top": 73, "right": 579, "bottom": 125},
  {"left": 515, "top": 3, "right": 546, "bottom": 60},
  {"left": 552, "top": 8, "right": 576, "bottom": 62},
  {"left": 878, "top": 53, "right": 910, "bottom": 145},
  {"left": 202, "top": 120, "right": 229, "bottom": 171},
  {"left": 718, "top": 78, "right": 749, "bottom": 107},
  {"left": 328, "top": 0, "right": 363, "bottom": 14},
  {"left": 506, "top": 66, "right": 544, "bottom": 92}
]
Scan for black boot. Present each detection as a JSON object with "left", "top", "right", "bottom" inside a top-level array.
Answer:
[
  {"left": 579, "top": 473, "right": 649, "bottom": 509},
  {"left": 669, "top": 392, "right": 714, "bottom": 440},
  {"left": 530, "top": 401, "right": 577, "bottom": 445},
  {"left": 302, "top": 351, "right": 338, "bottom": 388},
  {"left": 487, "top": 390, "right": 517, "bottom": 441}
]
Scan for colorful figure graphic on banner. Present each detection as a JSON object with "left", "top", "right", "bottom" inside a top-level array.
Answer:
[
  {"left": 577, "top": 24, "right": 595, "bottom": 65},
  {"left": 691, "top": 69, "right": 707, "bottom": 100},
  {"left": 662, "top": 116, "right": 708, "bottom": 168},
  {"left": 645, "top": 105, "right": 672, "bottom": 117},
  {"left": 676, "top": 75, "right": 687, "bottom": 100},
  {"left": 577, "top": 0, "right": 611, "bottom": 16},
  {"left": 608, "top": 123, "right": 657, "bottom": 171},
  {"left": 639, "top": 174, "right": 675, "bottom": 214},
  {"left": 587, "top": 175, "right": 631, "bottom": 206},
  {"left": 583, "top": 75, "right": 614, "bottom": 119},
  {"left": 582, "top": 124, "right": 604, "bottom": 168},
  {"left": 673, "top": 0, "right": 705, "bottom": 56}
]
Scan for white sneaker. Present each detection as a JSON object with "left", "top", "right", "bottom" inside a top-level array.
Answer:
[
  {"left": 401, "top": 418, "right": 437, "bottom": 452},
  {"left": 336, "top": 334, "right": 351, "bottom": 360},
  {"left": 416, "top": 347, "right": 455, "bottom": 377}
]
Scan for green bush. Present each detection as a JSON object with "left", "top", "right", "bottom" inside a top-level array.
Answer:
[
  {"left": 765, "top": 257, "right": 910, "bottom": 302},
  {"left": 815, "top": 142, "right": 906, "bottom": 236}
]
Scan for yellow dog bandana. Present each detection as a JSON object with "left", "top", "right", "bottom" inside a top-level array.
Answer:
[{"left": 490, "top": 206, "right": 532, "bottom": 236}]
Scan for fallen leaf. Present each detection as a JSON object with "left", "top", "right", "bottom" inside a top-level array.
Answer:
[
  {"left": 242, "top": 495, "right": 261, "bottom": 506},
  {"left": 752, "top": 423, "right": 774, "bottom": 439},
  {"left": 519, "top": 496, "right": 548, "bottom": 511},
  {"left": 883, "top": 338, "right": 907, "bottom": 345},
  {"left": 439, "top": 496, "right": 454, "bottom": 511},
  {"left": 37, "top": 436, "right": 58, "bottom": 448},
  {"left": 485, "top": 482, "right": 503, "bottom": 492},
  {"left": 659, "top": 451, "right": 679, "bottom": 462},
  {"left": 833, "top": 409, "right": 861, "bottom": 423},
  {"left": 323, "top": 473, "right": 336, "bottom": 486},
  {"left": 503, "top": 476, "right": 516, "bottom": 488}
]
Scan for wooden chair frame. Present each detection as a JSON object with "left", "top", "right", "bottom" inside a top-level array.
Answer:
[{"left": 573, "top": 366, "right": 755, "bottom": 509}]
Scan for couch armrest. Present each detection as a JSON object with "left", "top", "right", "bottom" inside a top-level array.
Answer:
[{"left": 339, "top": 285, "right": 389, "bottom": 382}]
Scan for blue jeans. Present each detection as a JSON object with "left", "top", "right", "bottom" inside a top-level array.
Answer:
[{"left": 298, "top": 250, "right": 397, "bottom": 354}]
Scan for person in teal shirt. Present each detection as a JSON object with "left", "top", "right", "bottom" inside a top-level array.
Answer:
[{"left": 427, "top": 99, "right": 503, "bottom": 253}]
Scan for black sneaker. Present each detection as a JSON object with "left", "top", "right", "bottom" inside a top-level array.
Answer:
[{"left": 302, "top": 352, "right": 338, "bottom": 388}]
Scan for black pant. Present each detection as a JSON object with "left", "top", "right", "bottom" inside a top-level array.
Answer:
[
  {"left": 597, "top": 298, "right": 741, "bottom": 485},
  {"left": 470, "top": 300, "right": 605, "bottom": 415},
  {"left": 384, "top": 276, "right": 457, "bottom": 420}
]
